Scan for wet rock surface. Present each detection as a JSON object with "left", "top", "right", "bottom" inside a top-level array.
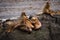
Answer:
[{"left": 0, "top": 14, "right": 60, "bottom": 40}]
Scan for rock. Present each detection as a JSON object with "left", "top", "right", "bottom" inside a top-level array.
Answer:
[
  {"left": 0, "top": 13, "right": 60, "bottom": 40},
  {"left": 38, "top": 14, "right": 60, "bottom": 40}
]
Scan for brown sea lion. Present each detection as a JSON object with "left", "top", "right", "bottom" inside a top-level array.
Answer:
[
  {"left": 30, "top": 16, "right": 42, "bottom": 30},
  {"left": 19, "top": 12, "right": 34, "bottom": 32},
  {"left": 43, "top": 2, "right": 56, "bottom": 16},
  {"left": 43, "top": 2, "right": 50, "bottom": 14},
  {"left": 3, "top": 19, "right": 21, "bottom": 33}
]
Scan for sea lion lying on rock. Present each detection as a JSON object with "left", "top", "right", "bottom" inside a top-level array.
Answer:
[
  {"left": 3, "top": 19, "right": 21, "bottom": 33},
  {"left": 19, "top": 12, "right": 34, "bottom": 32},
  {"left": 43, "top": 2, "right": 56, "bottom": 16},
  {"left": 30, "top": 16, "right": 42, "bottom": 30}
]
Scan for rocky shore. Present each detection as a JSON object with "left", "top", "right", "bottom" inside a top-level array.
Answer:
[{"left": 0, "top": 13, "right": 60, "bottom": 40}]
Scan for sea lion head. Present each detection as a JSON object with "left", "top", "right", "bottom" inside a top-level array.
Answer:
[{"left": 21, "top": 12, "right": 26, "bottom": 16}]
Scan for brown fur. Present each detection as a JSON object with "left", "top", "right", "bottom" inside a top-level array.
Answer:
[
  {"left": 43, "top": 2, "right": 56, "bottom": 16},
  {"left": 20, "top": 12, "right": 34, "bottom": 32},
  {"left": 31, "top": 16, "right": 42, "bottom": 29},
  {"left": 4, "top": 20, "right": 21, "bottom": 33}
]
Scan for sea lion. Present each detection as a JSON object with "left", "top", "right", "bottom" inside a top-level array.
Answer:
[
  {"left": 3, "top": 19, "right": 21, "bottom": 33},
  {"left": 19, "top": 12, "right": 34, "bottom": 32},
  {"left": 30, "top": 16, "right": 42, "bottom": 30}
]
